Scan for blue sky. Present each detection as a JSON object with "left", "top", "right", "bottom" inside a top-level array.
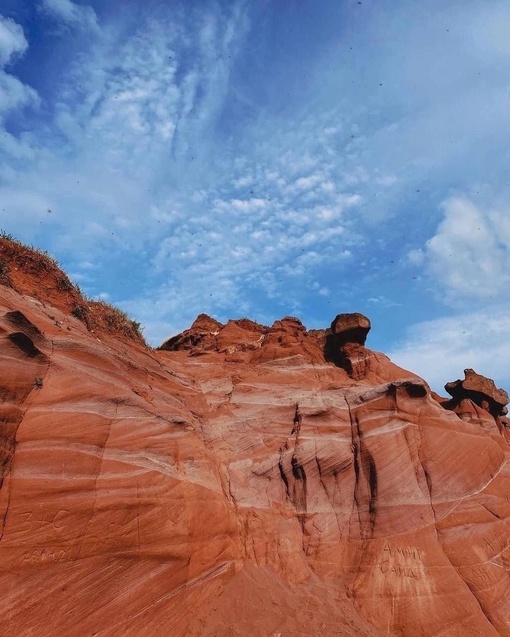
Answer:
[{"left": 1, "top": 0, "right": 510, "bottom": 392}]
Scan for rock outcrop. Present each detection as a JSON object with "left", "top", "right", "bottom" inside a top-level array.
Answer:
[
  {"left": 159, "top": 313, "right": 225, "bottom": 351},
  {"left": 324, "top": 312, "right": 404, "bottom": 383},
  {"left": 331, "top": 312, "right": 371, "bottom": 346},
  {"left": 0, "top": 240, "right": 509, "bottom": 637},
  {"left": 445, "top": 368, "right": 509, "bottom": 418}
]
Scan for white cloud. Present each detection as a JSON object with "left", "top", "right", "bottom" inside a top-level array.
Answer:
[
  {"left": 232, "top": 175, "right": 254, "bottom": 189},
  {"left": 0, "top": 15, "right": 28, "bottom": 65},
  {"left": 39, "top": 0, "right": 99, "bottom": 32},
  {"left": 423, "top": 197, "right": 510, "bottom": 302},
  {"left": 367, "top": 296, "right": 400, "bottom": 308},
  {"left": 226, "top": 198, "right": 269, "bottom": 213},
  {"left": 0, "top": 15, "right": 38, "bottom": 126},
  {"left": 388, "top": 308, "right": 510, "bottom": 394},
  {"left": 320, "top": 181, "right": 335, "bottom": 193},
  {"left": 407, "top": 248, "right": 425, "bottom": 267},
  {"left": 293, "top": 172, "right": 325, "bottom": 191},
  {"left": 0, "top": 71, "right": 39, "bottom": 120}
]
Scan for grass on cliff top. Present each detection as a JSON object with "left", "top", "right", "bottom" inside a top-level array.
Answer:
[
  {"left": 0, "top": 231, "right": 147, "bottom": 347},
  {"left": 0, "top": 230, "right": 65, "bottom": 278}
]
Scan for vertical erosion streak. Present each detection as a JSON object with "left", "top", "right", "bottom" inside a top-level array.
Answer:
[
  {"left": 366, "top": 451, "right": 378, "bottom": 526},
  {"left": 356, "top": 444, "right": 378, "bottom": 540},
  {"left": 346, "top": 397, "right": 363, "bottom": 539},
  {"left": 291, "top": 455, "right": 307, "bottom": 518},
  {"left": 347, "top": 395, "right": 378, "bottom": 541},
  {"left": 278, "top": 437, "right": 308, "bottom": 537},
  {"left": 278, "top": 446, "right": 291, "bottom": 500}
]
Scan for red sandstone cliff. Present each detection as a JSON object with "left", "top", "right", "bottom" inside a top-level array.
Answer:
[{"left": 0, "top": 238, "right": 509, "bottom": 636}]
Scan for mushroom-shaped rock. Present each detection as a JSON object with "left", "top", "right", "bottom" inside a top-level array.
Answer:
[
  {"left": 445, "top": 368, "right": 509, "bottom": 418},
  {"left": 325, "top": 313, "right": 373, "bottom": 379},
  {"left": 331, "top": 312, "right": 371, "bottom": 346},
  {"left": 462, "top": 368, "right": 509, "bottom": 407}
]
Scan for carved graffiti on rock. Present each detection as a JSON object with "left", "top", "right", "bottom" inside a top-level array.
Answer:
[{"left": 377, "top": 542, "right": 425, "bottom": 581}]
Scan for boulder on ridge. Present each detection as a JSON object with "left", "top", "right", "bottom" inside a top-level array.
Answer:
[
  {"left": 331, "top": 312, "right": 371, "bottom": 346},
  {"left": 445, "top": 368, "right": 509, "bottom": 418}
]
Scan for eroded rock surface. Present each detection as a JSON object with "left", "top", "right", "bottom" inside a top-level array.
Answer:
[{"left": 0, "top": 274, "right": 509, "bottom": 635}]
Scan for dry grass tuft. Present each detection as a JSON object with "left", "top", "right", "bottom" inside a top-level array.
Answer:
[{"left": 0, "top": 231, "right": 147, "bottom": 347}]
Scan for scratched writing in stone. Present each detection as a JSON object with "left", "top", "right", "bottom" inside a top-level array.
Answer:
[
  {"left": 382, "top": 542, "right": 423, "bottom": 561},
  {"left": 463, "top": 564, "right": 499, "bottom": 590},
  {"left": 378, "top": 561, "right": 420, "bottom": 580},
  {"left": 378, "top": 542, "right": 425, "bottom": 581},
  {"left": 16, "top": 510, "right": 71, "bottom": 534},
  {"left": 89, "top": 507, "right": 140, "bottom": 539},
  {"left": 22, "top": 547, "right": 71, "bottom": 564},
  {"left": 78, "top": 506, "right": 141, "bottom": 558}
]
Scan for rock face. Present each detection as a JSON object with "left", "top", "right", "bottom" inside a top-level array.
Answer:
[{"left": 0, "top": 245, "right": 510, "bottom": 636}]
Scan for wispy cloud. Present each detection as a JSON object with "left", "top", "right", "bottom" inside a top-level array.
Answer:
[
  {"left": 0, "top": 70, "right": 39, "bottom": 122},
  {"left": 0, "top": 4, "right": 370, "bottom": 343},
  {"left": 0, "top": 5, "right": 250, "bottom": 245},
  {"left": 0, "top": 16, "right": 39, "bottom": 160},
  {"left": 0, "top": 14, "right": 28, "bottom": 65},
  {"left": 39, "top": 0, "right": 99, "bottom": 32},
  {"left": 367, "top": 296, "right": 400, "bottom": 308}
]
